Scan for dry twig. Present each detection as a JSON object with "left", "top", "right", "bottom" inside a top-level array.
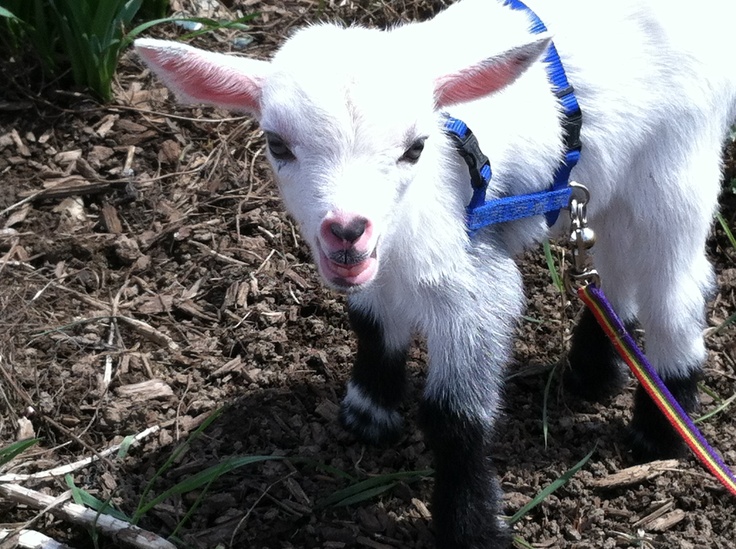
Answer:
[
  {"left": 0, "top": 425, "right": 160, "bottom": 483},
  {"left": 0, "top": 528, "right": 75, "bottom": 549},
  {"left": 0, "top": 484, "right": 176, "bottom": 549},
  {"left": 589, "top": 459, "right": 680, "bottom": 489}
]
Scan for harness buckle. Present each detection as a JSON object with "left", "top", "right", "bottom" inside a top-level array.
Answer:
[
  {"left": 456, "top": 130, "right": 491, "bottom": 191},
  {"left": 561, "top": 107, "right": 583, "bottom": 152},
  {"left": 443, "top": 115, "right": 492, "bottom": 192}
]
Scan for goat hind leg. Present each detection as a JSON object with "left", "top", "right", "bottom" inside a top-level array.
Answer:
[
  {"left": 628, "top": 256, "right": 712, "bottom": 461},
  {"left": 619, "top": 153, "right": 718, "bottom": 461},
  {"left": 564, "top": 224, "right": 638, "bottom": 403},
  {"left": 564, "top": 305, "right": 631, "bottom": 402}
]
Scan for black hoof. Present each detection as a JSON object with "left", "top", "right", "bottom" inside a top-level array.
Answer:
[
  {"left": 563, "top": 306, "right": 628, "bottom": 403},
  {"left": 563, "top": 359, "right": 626, "bottom": 403},
  {"left": 628, "top": 370, "right": 700, "bottom": 462},
  {"left": 627, "top": 421, "right": 688, "bottom": 463},
  {"left": 338, "top": 398, "right": 403, "bottom": 446}
]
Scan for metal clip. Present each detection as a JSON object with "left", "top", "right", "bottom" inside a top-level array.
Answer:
[{"left": 564, "top": 182, "right": 600, "bottom": 296}]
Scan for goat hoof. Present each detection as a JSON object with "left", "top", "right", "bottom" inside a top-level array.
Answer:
[
  {"left": 627, "top": 423, "right": 687, "bottom": 463},
  {"left": 563, "top": 307, "right": 628, "bottom": 403},
  {"left": 628, "top": 371, "right": 700, "bottom": 462},
  {"left": 563, "top": 359, "right": 625, "bottom": 403},
  {"left": 338, "top": 400, "right": 403, "bottom": 445}
]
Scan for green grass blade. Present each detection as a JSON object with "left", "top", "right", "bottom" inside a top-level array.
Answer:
[
  {"left": 331, "top": 482, "right": 399, "bottom": 507},
  {"left": 176, "top": 15, "right": 258, "bottom": 40},
  {"left": 118, "top": 0, "right": 144, "bottom": 26},
  {"left": 50, "top": 5, "right": 85, "bottom": 84},
  {"left": 1, "top": 0, "right": 57, "bottom": 75},
  {"left": 318, "top": 469, "right": 433, "bottom": 509},
  {"left": 0, "top": 438, "right": 40, "bottom": 467},
  {"left": 695, "top": 392, "right": 736, "bottom": 424},
  {"left": 124, "top": 14, "right": 257, "bottom": 47},
  {"left": 170, "top": 460, "right": 229, "bottom": 538},
  {"left": 542, "top": 363, "right": 557, "bottom": 449},
  {"left": 123, "top": 16, "right": 192, "bottom": 46},
  {"left": 135, "top": 455, "right": 286, "bottom": 517},
  {"left": 65, "top": 474, "right": 132, "bottom": 522},
  {"left": 716, "top": 212, "right": 736, "bottom": 252},
  {"left": 543, "top": 240, "right": 565, "bottom": 294},
  {"left": 699, "top": 382, "right": 722, "bottom": 402},
  {"left": 117, "top": 434, "right": 137, "bottom": 459},
  {"left": 291, "top": 457, "right": 356, "bottom": 483},
  {"left": 0, "top": 6, "right": 20, "bottom": 20},
  {"left": 512, "top": 535, "right": 537, "bottom": 549},
  {"left": 91, "top": 0, "right": 127, "bottom": 37},
  {"left": 521, "top": 315, "right": 544, "bottom": 325},
  {"left": 507, "top": 444, "right": 596, "bottom": 525},
  {"left": 134, "top": 407, "right": 225, "bottom": 521},
  {"left": 33, "top": 0, "right": 57, "bottom": 71},
  {"left": 712, "top": 311, "right": 736, "bottom": 335},
  {"left": 14, "top": 0, "right": 147, "bottom": 100}
]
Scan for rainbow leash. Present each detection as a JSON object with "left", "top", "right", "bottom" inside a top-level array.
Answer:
[{"left": 579, "top": 283, "right": 736, "bottom": 497}]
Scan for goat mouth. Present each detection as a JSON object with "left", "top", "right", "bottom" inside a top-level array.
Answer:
[{"left": 318, "top": 247, "right": 378, "bottom": 288}]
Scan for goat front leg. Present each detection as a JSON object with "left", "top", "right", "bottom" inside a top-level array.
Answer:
[
  {"left": 420, "top": 290, "right": 519, "bottom": 549},
  {"left": 421, "top": 397, "right": 508, "bottom": 549},
  {"left": 339, "top": 301, "right": 411, "bottom": 445}
]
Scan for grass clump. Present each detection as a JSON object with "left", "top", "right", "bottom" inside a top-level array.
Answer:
[
  {"left": 0, "top": 0, "right": 254, "bottom": 102},
  {"left": 1, "top": 0, "right": 160, "bottom": 101}
]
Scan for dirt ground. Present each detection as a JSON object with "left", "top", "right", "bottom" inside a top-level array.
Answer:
[{"left": 1, "top": 2, "right": 735, "bottom": 548}]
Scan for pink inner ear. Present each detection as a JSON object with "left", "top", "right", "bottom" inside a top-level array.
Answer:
[
  {"left": 139, "top": 46, "right": 264, "bottom": 114},
  {"left": 435, "top": 58, "right": 524, "bottom": 107},
  {"left": 434, "top": 37, "right": 551, "bottom": 108}
]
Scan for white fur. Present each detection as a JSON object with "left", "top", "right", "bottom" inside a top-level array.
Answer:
[
  {"left": 135, "top": 0, "right": 734, "bottom": 390},
  {"left": 135, "top": 0, "right": 736, "bottom": 533}
]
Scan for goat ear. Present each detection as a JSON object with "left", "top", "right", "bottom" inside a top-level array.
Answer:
[
  {"left": 434, "top": 34, "right": 552, "bottom": 108},
  {"left": 135, "top": 38, "right": 270, "bottom": 116}
]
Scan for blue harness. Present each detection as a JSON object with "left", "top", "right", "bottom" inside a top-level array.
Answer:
[{"left": 444, "top": 0, "right": 582, "bottom": 232}]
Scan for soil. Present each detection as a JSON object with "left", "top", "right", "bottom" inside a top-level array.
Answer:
[{"left": 1, "top": 2, "right": 735, "bottom": 549}]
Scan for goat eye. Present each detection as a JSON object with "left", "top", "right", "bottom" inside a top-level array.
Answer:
[
  {"left": 265, "top": 132, "right": 295, "bottom": 161},
  {"left": 400, "top": 137, "right": 426, "bottom": 163}
]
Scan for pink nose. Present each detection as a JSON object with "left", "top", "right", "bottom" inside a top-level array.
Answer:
[{"left": 320, "top": 213, "right": 372, "bottom": 249}]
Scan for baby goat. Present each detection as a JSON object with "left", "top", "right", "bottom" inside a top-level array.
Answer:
[{"left": 136, "top": 0, "right": 736, "bottom": 546}]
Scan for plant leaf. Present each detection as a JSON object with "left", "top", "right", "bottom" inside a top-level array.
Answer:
[
  {"left": 0, "top": 438, "right": 40, "bottom": 467},
  {"left": 135, "top": 455, "right": 287, "bottom": 516},
  {"left": 695, "top": 391, "right": 736, "bottom": 424},
  {"left": 542, "top": 362, "right": 557, "bottom": 449},
  {"left": 318, "top": 469, "right": 432, "bottom": 509},
  {"left": 716, "top": 212, "right": 736, "bottom": 252},
  {"left": 543, "top": 239, "right": 564, "bottom": 294},
  {"left": 507, "top": 444, "right": 596, "bottom": 525},
  {"left": 65, "top": 474, "right": 132, "bottom": 522},
  {"left": 133, "top": 406, "right": 226, "bottom": 522},
  {"left": 0, "top": 6, "right": 19, "bottom": 20}
]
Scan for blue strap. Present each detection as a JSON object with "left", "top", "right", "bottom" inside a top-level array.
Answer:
[
  {"left": 443, "top": 114, "right": 577, "bottom": 230},
  {"left": 466, "top": 187, "right": 573, "bottom": 232},
  {"left": 504, "top": 0, "right": 582, "bottom": 225},
  {"left": 447, "top": 0, "right": 583, "bottom": 233}
]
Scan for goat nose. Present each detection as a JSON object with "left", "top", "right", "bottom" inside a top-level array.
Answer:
[{"left": 330, "top": 218, "right": 367, "bottom": 244}]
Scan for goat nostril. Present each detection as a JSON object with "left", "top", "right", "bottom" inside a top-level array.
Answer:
[{"left": 330, "top": 219, "right": 367, "bottom": 244}]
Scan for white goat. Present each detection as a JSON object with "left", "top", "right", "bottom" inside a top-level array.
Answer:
[{"left": 135, "top": 0, "right": 736, "bottom": 546}]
